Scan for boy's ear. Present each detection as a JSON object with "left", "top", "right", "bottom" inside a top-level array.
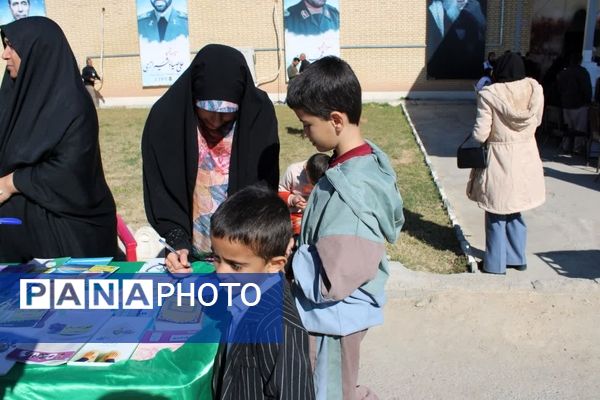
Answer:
[
  {"left": 266, "top": 255, "right": 287, "bottom": 273},
  {"left": 330, "top": 111, "right": 345, "bottom": 132},
  {"left": 266, "top": 238, "right": 295, "bottom": 273}
]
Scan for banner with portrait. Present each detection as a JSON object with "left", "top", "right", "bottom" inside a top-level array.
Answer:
[
  {"left": 426, "top": 0, "right": 487, "bottom": 79},
  {"left": 283, "top": 0, "right": 340, "bottom": 81},
  {"left": 0, "top": 0, "right": 45, "bottom": 25},
  {"left": 136, "top": 0, "right": 190, "bottom": 87}
]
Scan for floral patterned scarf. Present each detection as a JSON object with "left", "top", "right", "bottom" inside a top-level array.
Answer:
[{"left": 192, "top": 100, "right": 239, "bottom": 258}]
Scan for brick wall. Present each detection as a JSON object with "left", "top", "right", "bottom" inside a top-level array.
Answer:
[{"left": 0, "top": 0, "right": 534, "bottom": 97}]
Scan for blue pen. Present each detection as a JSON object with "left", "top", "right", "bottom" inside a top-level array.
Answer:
[
  {"left": 159, "top": 237, "right": 191, "bottom": 269},
  {"left": 0, "top": 217, "right": 22, "bottom": 225}
]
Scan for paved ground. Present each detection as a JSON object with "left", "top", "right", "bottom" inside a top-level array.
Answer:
[
  {"left": 403, "top": 101, "right": 600, "bottom": 281},
  {"left": 359, "top": 101, "right": 600, "bottom": 399}
]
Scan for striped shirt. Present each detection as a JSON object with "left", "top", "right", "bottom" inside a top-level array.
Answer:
[{"left": 212, "top": 282, "right": 315, "bottom": 400}]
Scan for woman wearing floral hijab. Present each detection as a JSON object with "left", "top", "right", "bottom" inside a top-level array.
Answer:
[
  {"left": 142, "top": 44, "right": 279, "bottom": 272},
  {"left": 0, "top": 17, "right": 117, "bottom": 262}
]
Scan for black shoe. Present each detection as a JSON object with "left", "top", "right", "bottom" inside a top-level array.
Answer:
[{"left": 507, "top": 264, "right": 527, "bottom": 271}]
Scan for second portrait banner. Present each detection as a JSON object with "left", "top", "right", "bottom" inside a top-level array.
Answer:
[{"left": 136, "top": 0, "right": 190, "bottom": 87}]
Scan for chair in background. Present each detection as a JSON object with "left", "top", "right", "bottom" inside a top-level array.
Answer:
[
  {"left": 116, "top": 213, "right": 137, "bottom": 262},
  {"left": 587, "top": 103, "right": 600, "bottom": 180},
  {"left": 540, "top": 105, "right": 566, "bottom": 147}
]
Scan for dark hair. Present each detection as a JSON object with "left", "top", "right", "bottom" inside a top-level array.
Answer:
[
  {"left": 286, "top": 56, "right": 362, "bottom": 124},
  {"left": 8, "top": 0, "right": 29, "bottom": 4},
  {"left": 306, "top": 153, "right": 329, "bottom": 184},
  {"left": 293, "top": 57, "right": 300, "bottom": 62},
  {"left": 210, "top": 185, "right": 292, "bottom": 260}
]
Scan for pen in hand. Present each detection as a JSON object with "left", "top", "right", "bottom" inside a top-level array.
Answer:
[{"left": 158, "top": 237, "right": 191, "bottom": 269}]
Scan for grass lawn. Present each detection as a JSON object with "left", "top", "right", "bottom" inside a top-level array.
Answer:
[{"left": 99, "top": 104, "right": 466, "bottom": 273}]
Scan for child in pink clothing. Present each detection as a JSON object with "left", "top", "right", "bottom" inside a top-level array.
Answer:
[{"left": 278, "top": 153, "right": 329, "bottom": 235}]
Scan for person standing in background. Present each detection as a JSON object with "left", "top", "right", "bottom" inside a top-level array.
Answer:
[
  {"left": 467, "top": 53, "right": 545, "bottom": 275},
  {"left": 299, "top": 52, "right": 310, "bottom": 73},
  {"left": 557, "top": 52, "right": 592, "bottom": 154},
  {"left": 287, "top": 57, "right": 300, "bottom": 80},
  {"left": 81, "top": 57, "right": 101, "bottom": 108}
]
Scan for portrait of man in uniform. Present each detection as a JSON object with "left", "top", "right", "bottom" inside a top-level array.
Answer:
[
  {"left": 137, "top": 0, "right": 188, "bottom": 43},
  {"left": 284, "top": 0, "right": 340, "bottom": 36},
  {"left": 283, "top": 0, "right": 340, "bottom": 84}
]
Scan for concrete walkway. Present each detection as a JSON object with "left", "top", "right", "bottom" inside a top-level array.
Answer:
[
  {"left": 403, "top": 101, "right": 600, "bottom": 283},
  {"left": 358, "top": 101, "right": 600, "bottom": 399}
]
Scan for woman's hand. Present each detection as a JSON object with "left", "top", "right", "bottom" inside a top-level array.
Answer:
[
  {"left": 165, "top": 248, "right": 191, "bottom": 273},
  {"left": 0, "top": 173, "right": 17, "bottom": 205}
]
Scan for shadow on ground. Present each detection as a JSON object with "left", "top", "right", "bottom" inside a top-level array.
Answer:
[
  {"left": 0, "top": 363, "right": 25, "bottom": 399},
  {"left": 543, "top": 166, "right": 600, "bottom": 191},
  {"left": 536, "top": 250, "right": 600, "bottom": 280},
  {"left": 402, "top": 209, "right": 464, "bottom": 254}
]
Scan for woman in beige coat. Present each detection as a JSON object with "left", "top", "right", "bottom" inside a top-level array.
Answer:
[{"left": 467, "top": 52, "right": 545, "bottom": 274}]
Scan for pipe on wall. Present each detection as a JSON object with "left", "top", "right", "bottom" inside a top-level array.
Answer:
[
  {"left": 87, "top": 44, "right": 427, "bottom": 60},
  {"left": 513, "top": 0, "right": 523, "bottom": 52},
  {"left": 488, "top": 0, "right": 505, "bottom": 48}
]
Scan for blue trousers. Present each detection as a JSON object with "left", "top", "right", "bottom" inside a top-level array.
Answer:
[{"left": 484, "top": 212, "right": 527, "bottom": 274}]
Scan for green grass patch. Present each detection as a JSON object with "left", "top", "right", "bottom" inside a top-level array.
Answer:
[{"left": 99, "top": 104, "right": 467, "bottom": 273}]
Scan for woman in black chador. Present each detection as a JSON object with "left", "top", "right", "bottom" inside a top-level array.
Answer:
[
  {"left": 0, "top": 17, "right": 117, "bottom": 262},
  {"left": 142, "top": 44, "right": 279, "bottom": 272}
]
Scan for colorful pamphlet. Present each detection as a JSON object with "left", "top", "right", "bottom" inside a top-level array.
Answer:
[
  {"left": 85, "top": 265, "right": 119, "bottom": 274},
  {"left": 7, "top": 342, "right": 84, "bottom": 366},
  {"left": 67, "top": 342, "right": 140, "bottom": 366},
  {"left": 41, "top": 310, "right": 112, "bottom": 342},
  {"left": 138, "top": 258, "right": 167, "bottom": 273},
  {"left": 42, "top": 265, "right": 90, "bottom": 274},
  {"left": 68, "top": 316, "right": 152, "bottom": 366},
  {"left": 130, "top": 330, "right": 193, "bottom": 361},
  {"left": 0, "top": 328, "right": 36, "bottom": 375},
  {"left": 154, "top": 296, "right": 203, "bottom": 333},
  {"left": 130, "top": 330, "right": 197, "bottom": 361},
  {"left": 0, "top": 297, "right": 47, "bottom": 328},
  {"left": 33, "top": 257, "right": 71, "bottom": 269},
  {"left": 41, "top": 264, "right": 119, "bottom": 279},
  {"left": 65, "top": 257, "right": 113, "bottom": 266}
]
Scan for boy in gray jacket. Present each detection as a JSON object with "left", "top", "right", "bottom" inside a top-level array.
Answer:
[{"left": 286, "top": 56, "right": 404, "bottom": 400}]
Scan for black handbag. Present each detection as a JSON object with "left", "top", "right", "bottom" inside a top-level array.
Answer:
[{"left": 457, "top": 134, "right": 489, "bottom": 169}]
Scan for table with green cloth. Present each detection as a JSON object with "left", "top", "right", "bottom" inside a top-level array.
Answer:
[{"left": 0, "top": 261, "right": 218, "bottom": 400}]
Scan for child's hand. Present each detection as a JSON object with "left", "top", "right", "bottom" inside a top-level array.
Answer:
[
  {"left": 165, "top": 249, "right": 191, "bottom": 273},
  {"left": 289, "top": 194, "right": 307, "bottom": 210}
]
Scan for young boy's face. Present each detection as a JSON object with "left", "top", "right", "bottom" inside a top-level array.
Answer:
[
  {"left": 294, "top": 109, "right": 337, "bottom": 152},
  {"left": 211, "top": 236, "right": 285, "bottom": 274}
]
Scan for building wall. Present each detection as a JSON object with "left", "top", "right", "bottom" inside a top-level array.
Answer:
[{"left": 1, "top": 0, "right": 535, "bottom": 98}]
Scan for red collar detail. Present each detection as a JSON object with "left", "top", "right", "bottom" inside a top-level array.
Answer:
[{"left": 329, "top": 143, "right": 372, "bottom": 168}]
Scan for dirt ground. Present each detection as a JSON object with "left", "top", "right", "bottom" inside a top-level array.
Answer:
[{"left": 360, "top": 289, "right": 600, "bottom": 400}]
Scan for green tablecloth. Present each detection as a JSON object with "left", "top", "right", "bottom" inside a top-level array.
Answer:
[{"left": 0, "top": 262, "right": 218, "bottom": 400}]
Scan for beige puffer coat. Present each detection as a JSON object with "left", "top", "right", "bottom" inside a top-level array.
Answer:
[{"left": 466, "top": 77, "right": 546, "bottom": 214}]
